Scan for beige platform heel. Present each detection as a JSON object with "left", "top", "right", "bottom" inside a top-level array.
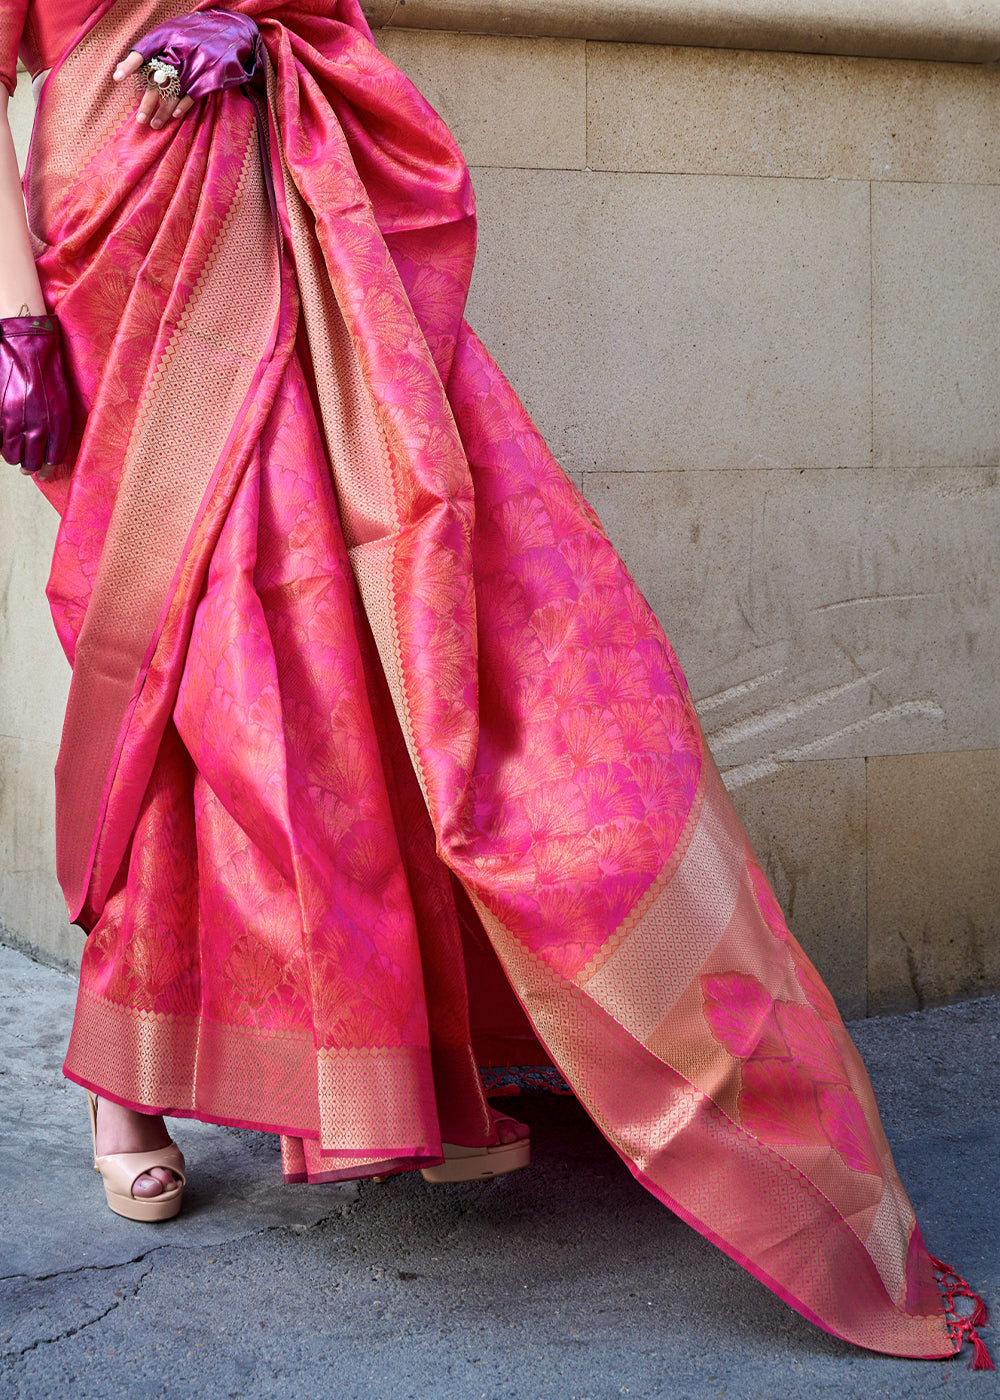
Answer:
[
  {"left": 86, "top": 1091, "right": 186, "bottom": 1222},
  {"left": 420, "top": 1111, "right": 530, "bottom": 1183}
]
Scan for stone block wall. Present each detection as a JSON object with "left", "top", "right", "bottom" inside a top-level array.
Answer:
[{"left": 3, "top": 25, "right": 998, "bottom": 1015}]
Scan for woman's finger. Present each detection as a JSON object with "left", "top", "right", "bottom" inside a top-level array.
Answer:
[
  {"left": 149, "top": 85, "right": 183, "bottom": 130},
  {"left": 112, "top": 50, "right": 144, "bottom": 82},
  {"left": 149, "top": 95, "right": 176, "bottom": 130},
  {"left": 136, "top": 85, "right": 162, "bottom": 125},
  {"left": 170, "top": 96, "right": 195, "bottom": 122}
]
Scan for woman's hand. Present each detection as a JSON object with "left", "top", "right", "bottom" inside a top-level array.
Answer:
[
  {"left": 0, "top": 315, "right": 72, "bottom": 480},
  {"left": 0, "top": 91, "right": 60, "bottom": 479},
  {"left": 113, "top": 12, "right": 263, "bottom": 131},
  {"left": 113, "top": 51, "right": 195, "bottom": 130}
]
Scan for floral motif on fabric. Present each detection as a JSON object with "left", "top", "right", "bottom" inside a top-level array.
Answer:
[
  {"left": 702, "top": 849, "right": 884, "bottom": 1182},
  {"left": 746, "top": 857, "right": 842, "bottom": 1024},
  {"left": 697, "top": 858, "right": 881, "bottom": 1173},
  {"left": 702, "top": 968, "right": 880, "bottom": 1174}
]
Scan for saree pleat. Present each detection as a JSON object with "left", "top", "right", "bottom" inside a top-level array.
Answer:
[{"left": 25, "top": 0, "right": 960, "bottom": 1360}]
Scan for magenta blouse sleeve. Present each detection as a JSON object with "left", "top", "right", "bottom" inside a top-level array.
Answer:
[{"left": 0, "top": 0, "right": 29, "bottom": 97}]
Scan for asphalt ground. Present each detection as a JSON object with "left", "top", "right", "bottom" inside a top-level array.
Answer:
[{"left": 1, "top": 942, "right": 997, "bottom": 1399}]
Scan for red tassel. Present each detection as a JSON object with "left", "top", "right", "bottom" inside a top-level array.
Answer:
[
  {"left": 930, "top": 1255, "right": 994, "bottom": 1372},
  {"left": 971, "top": 1334, "right": 996, "bottom": 1372}
]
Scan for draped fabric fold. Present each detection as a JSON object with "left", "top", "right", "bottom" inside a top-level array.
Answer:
[{"left": 24, "top": 0, "right": 959, "bottom": 1360}]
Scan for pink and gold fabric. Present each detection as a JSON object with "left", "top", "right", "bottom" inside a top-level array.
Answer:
[
  {"left": 0, "top": 0, "right": 102, "bottom": 92},
  {"left": 12, "top": 0, "right": 975, "bottom": 1363},
  {"left": 0, "top": 1, "right": 20, "bottom": 93}
]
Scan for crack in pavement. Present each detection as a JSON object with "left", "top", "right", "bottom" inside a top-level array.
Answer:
[
  {"left": 0, "top": 1246, "right": 169, "bottom": 1285},
  {"left": 6, "top": 1260, "right": 154, "bottom": 1360},
  {"left": 0, "top": 1208, "right": 359, "bottom": 1287}
]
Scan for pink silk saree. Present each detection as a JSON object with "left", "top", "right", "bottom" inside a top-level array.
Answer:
[{"left": 15, "top": 0, "right": 987, "bottom": 1365}]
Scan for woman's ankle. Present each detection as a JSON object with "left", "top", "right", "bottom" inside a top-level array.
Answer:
[{"left": 93, "top": 1096, "right": 172, "bottom": 1156}]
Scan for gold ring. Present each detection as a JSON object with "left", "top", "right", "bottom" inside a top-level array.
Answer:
[{"left": 136, "top": 58, "right": 181, "bottom": 104}]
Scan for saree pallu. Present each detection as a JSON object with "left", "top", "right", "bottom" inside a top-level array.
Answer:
[{"left": 24, "top": 0, "right": 969, "bottom": 1362}]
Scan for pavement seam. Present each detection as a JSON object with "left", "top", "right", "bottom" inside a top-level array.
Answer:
[{"left": 6, "top": 1259, "right": 155, "bottom": 1359}]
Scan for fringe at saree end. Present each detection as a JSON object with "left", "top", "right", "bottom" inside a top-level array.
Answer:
[{"left": 930, "top": 1255, "right": 995, "bottom": 1370}]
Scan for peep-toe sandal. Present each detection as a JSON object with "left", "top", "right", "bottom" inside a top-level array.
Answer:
[
  {"left": 86, "top": 1090, "right": 186, "bottom": 1222},
  {"left": 420, "top": 1111, "right": 530, "bottom": 1183}
]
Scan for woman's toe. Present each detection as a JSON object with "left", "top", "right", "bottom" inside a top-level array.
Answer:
[
  {"left": 132, "top": 1172, "right": 166, "bottom": 1197},
  {"left": 496, "top": 1117, "right": 530, "bottom": 1144},
  {"left": 132, "top": 1167, "right": 179, "bottom": 1197}
]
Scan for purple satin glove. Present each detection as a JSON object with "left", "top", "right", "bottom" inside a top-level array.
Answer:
[
  {"left": 0, "top": 315, "right": 72, "bottom": 476},
  {"left": 133, "top": 9, "right": 263, "bottom": 101}
]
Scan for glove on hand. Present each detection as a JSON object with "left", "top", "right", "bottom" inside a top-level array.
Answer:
[
  {"left": 133, "top": 9, "right": 263, "bottom": 101},
  {"left": 0, "top": 315, "right": 72, "bottom": 476}
]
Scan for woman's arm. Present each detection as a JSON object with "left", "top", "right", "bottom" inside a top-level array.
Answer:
[
  {"left": 0, "top": 86, "right": 70, "bottom": 477},
  {"left": 0, "top": 86, "right": 44, "bottom": 317}
]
